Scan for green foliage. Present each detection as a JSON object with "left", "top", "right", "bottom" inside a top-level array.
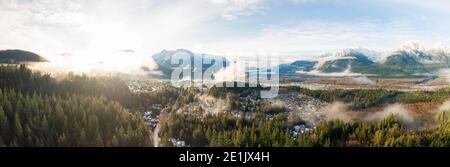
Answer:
[
  {"left": 208, "top": 83, "right": 264, "bottom": 99},
  {"left": 319, "top": 56, "right": 373, "bottom": 73},
  {"left": 0, "top": 65, "right": 56, "bottom": 94},
  {"left": 159, "top": 112, "right": 449, "bottom": 147},
  {"left": 397, "top": 88, "right": 450, "bottom": 104},
  {"left": 282, "top": 87, "right": 402, "bottom": 110},
  {"left": 132, "top": 85, "right": 179, "bottom": 110},
  {"left": 159, "top": 112, "right": 292, "bottom": 147},
  {"left": 281, "top": 86, "right": 450, "bottom": 110},
  {"left": 0, "top": 90, "right": 151, "bottom": 146},
  {"left": 0, "top": 65, "right": 153, "bottom": 147},
  {"left": 0, "top": 65, "right": 180, "bottom": 110}
]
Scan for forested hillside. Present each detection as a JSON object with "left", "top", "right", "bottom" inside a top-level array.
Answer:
[
  {"left": 281, "top": 86, "right": 450, "bottom": 110},
  {"left": 0, "top": 65, "right": 152, "bottom": 146},
  {"left": 156, "top": 84, "right": 450, "bottom": 147},
  {"left": 158, "top": 109, "right": 449, "bottom": 147},
  {"left": 0, "top": 50, "right": 46, "bottom": 64}
]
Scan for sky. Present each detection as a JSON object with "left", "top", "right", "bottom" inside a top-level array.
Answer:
[{"left": 1, "top": 0, "right": 450, "bottom": 68}]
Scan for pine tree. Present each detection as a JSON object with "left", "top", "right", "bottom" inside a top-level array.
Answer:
[
  {"left": 111, "top": 135, "right": 119, "bottom": 146},
  {"left": 13, "top": 112, "right": 23, "bottom": 143},
  {"left": 95, "top": 134, "right": 103, "bottom": 146},
  {"left": 57, "top": 133, "right": 68, "bottom": 146},
  {"left": 192, "top": 126, "right": 205, "bottom": 146},
  {"left": 233, "top": 130, "right": 242, "bottom": 146},
  {"left": 0, "top": 107, "right": 8, "bottom": 144},
  {"left": 0, "top": 136, "right": 4, "bottom": 147}
]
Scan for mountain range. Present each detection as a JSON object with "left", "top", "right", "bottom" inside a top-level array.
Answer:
[
  {"left": 3, "top": 41, "right": 449, "bottom": 78},
  {"left": 279, "top": 42, "right": 450, "bottom": 77},
  {"left": 151, "top": 42, "right": 450, "bottom": 78}
]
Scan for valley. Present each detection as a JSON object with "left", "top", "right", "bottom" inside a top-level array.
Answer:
[
  {"left": 125, "top": 76, "right": 449, "bottom": 147},
  {"left": 0, "top": 42, "right": 449, "bottom": 147},
  {"left": 280, "top": 75, "right": 449, "bottom": 91}
]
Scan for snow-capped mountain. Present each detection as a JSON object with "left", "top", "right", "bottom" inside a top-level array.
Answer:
[
  {"left": 352, "top": 48, "right": 385, "bottom": 62},
  {"left": 278, "top": 42, "right": 450, "bottom": 77},
  {"left": 151, "top": 49, "right": 229, "bottom": 78},
  {"left": 315, "top": 49, "right": 376, "bottom": 73},
  {"left": 384, "top": 41, "right": 450, "bottom": 65},
  {"left": 149, "top": 42, "right": 450, "bottom": 78},
  {"left": 278, "top": 48, "right": 377, "bottom": 75},
  {"left": 319, "top": 48, "right": 381, "bottom": 62}
]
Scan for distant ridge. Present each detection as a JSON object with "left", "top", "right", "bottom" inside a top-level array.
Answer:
[
  {"left": 151, "top": 49, "right": 229, "bottom": 78},
  {"left": 0, "top": 49, "right": 46, "bottom": 64},
  {"left": 278, "top": 42, "right": 450, "bottom": 77}
]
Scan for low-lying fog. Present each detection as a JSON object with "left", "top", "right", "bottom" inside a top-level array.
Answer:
[{"left": 323, "top": 100, "right": 450, "bottom": 129}]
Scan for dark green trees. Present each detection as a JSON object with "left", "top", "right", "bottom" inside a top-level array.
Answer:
[
  {"left": 157, "top": 111, "right": 449, "bottom": 147},
  {"left": 0, "top": 90, "right": 151, "bottom": 147},
  {"left": 0, "top": 65, "right": 152, "bottom": 147}
]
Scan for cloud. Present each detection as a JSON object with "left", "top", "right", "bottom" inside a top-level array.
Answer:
[
  {"left": 386, "top": 0, "right": 450, "bottom": 14},
  {"left": 2, "top": 0, "right": 450, "bottom": 74},
  {"left": 0, "top": 0, "right": 92, "bottom": 55},
  {"left": 0, "top": 0, "right": 264, "bottom": 56},
  {"left": 196, "top": 19, "right": 443, "bottom": 57},
  {"left": 322, "top": 102, "right": 355, "bottom": 123},
  {"left": 0, "top": 0, "right": 88, "bottom": 27},
  {"left": 205, "top": 0, "right": 264, "bottom": 20},
  {"left": 260, "top": 21, "right": 427, "bottom": 49},
  {"left": 370, "top": 104, "right": 414, "bottom": 123},
  {"left": 352, "top": 76, "right": 376, "bottom": 85},
  {"left": 213, "top": 60, "right": 247, "bottom": 82},
  {"left": 288, "top": 0, "right": 316, "bottom": 3},
  {"left": 436, "top": 69, "right": 450, "bottom": 84},
  {"left": 0, "top": 0, "right": 227, "bottom": 73},
  {"left": 288, "top": 0, "right": 450, "bottom": 11},
  {"left": 322, "top": 102, "right": 415, "bottom": 125}
]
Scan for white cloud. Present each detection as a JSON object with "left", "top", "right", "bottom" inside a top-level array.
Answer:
[
  {"left": 205, "top": 0, "right": 264, "bottom": 20},
  {"left": 0, "top": 0, "right": 90, "bottom": 53},
  {"left": 2, "top": 0, "right": 450, "bottom": 74},
  {"left": 0, "top": 0, "right": 265, "bottom": 54},
  {"left": 1, "top": 0, "right": 215, "bottom": 54},
  {"left": 195, "top": 19, "right": 443, "bottom": 57},
  {"left": 0, "top": 0, "right": 228, "bottom": 74},
  {"left": 386, "top": 0, "right": 450, "bottom": 14},
  {"left": 1, "top": 0, "right": 88, "bottom": 26}
]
